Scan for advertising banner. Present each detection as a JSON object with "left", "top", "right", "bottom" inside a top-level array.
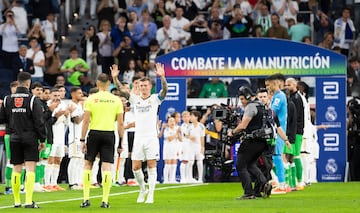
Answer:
[
  {"left": 156, "top": 38, "right": 346, "bottom": 77},
  {"left": 156, "top": 38, "right": 347, "bottom": 182},
  {"left": 316, "top": 77, "right": 347, "bottom": 182}
]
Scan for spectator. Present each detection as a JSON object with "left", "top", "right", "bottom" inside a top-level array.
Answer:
[
  {"left": 97, "top": 19, "right": 114, "bottom": 75},
  {"left": 80, "top": 25, "right": 99, "bottom": 81},
  {"left": 199, "top": 78, "right": 228, "bottom": 98},
  {"left": 302, "top": 36, "right": 312, "bottom": 44},
  {"left": 146, "top": 39, "right": 164, "bottom": 65},
  {"left": 171, "top": 6, "right": 191, "bottom": 46},
  {"left": 110, "top": 16, "right": 131, "bottom": 50},
  {"left": 253, "top": 24, "right": 264, "bottom": 37},
  {"left": 60, "top": 46, "right": 89, "bottom": 86},
  {"left": 127, "top": 11, "right": 139, "bottom": 34},
  {"left": 207, "top": 6, "right": 225, "bottom": 29},
  {"left": 113, "top": 35, "right": 142, "bottom": 75},
  {"left": 44, "top": 43, "right": 62, "bottom": 86},
  {"left": 183, "top": 14, "right": 211, "bottom": 44},
  {"left": 79, "top": 0, "right": 97, "bottom": 20},
  {"left": 0, "top": 10, "right": 19, "bottom": 69},
  {"left": 164, "top": 39, "right": 182, "bottom": 54},
  {"left": 318, "top": 32, "right": 334, "bottom": 50},
  {"left": 26, "top": 37, "right": 45, "bottom": 83},
  {"left": 175, "top": 0, "right": 199, "bottom": 21},
  {"left": 156, "top": 15, "right": 179, "bottom": 51},
  {"left": 348, "top": 57, "right": 360, "bottom": 83},
  {"left": 128, "top": 0, "right": 148, "bottom": 18},
  {"left": 288, "top": 14, "right": 311, "bottom": 42},
  {"left": 123, "top": 59, "right": 137, "bottom": 85},
  {"left": 131, "top": 8, "right": 157, "bottom": 62},
  {"left": 225, "top": 6, "right": 252, "bottom": 38},
  {"left": 313, "top": 10, "right": 334, "bottom": 45},
  {"left": 156, "top": 15, "right": 178, "bottom": 51},
  {"left": 152, "top": 0, "right": 171, "bottom": 28},
  {"left": 10, "top": 0, "right": 28, "bottom": 38},
  {"left": 27, "top": 19, "right": 46, "bottom": 51},
  {"left": 271, "top": 0, "right": 298, "bottom": 28},
  {"left": 266, "top": 13, "right": 289, "bottom": 39},
  {"left": 255, "top": 3, "right": 272, "bottom": 36},
  {"left": 12, "top": 44, "right": 34, "bottom": 81},
  {"left": 333, "top": 7, "right": 356, "bottom": 57},
  {"left": 208, "top": 19, "right": 223, "bottom": 40},
  {"left": 225, "top": 0, "right": 252, "bottom": 18},
  {"left": 41, "top": 12, "right": 57, "bottom": 46},
  {"left": 96, "top": 0, "right": 118, "bottom": 29}
]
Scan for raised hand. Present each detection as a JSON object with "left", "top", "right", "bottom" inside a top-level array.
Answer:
[
  {"left": 110, "top": 64, "right": 120, "bottom": 78},
  {"left": 155, "top": 63, "right": 165, "bottom": 77}
]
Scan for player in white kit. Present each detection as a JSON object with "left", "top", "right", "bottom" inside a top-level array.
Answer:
[
  {"left": 111, "top": 63, "right": 168, "bottom": 204},
  {"left": 163, "top": 117, "right": 181, "bottom": 183},
  {"left": 67, "top": 87, "right": 84, "bottom": 190},
  {"left": 188, "top": 110, "right": 205, "bottom": 183},
  {"left": 45, "top": 85, "right": 69, "bottom": 191}
]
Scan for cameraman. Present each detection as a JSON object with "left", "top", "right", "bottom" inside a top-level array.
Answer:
[
  {"left": 200, "top": 104, "right": 224, "bottom": 182},
  {"left": 227, "top": 86, "right": 272, "bottom": 199}
]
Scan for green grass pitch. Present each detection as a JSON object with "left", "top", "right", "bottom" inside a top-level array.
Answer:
[{"left": 0, "top": 182, "right": 359, "bottom": 213}]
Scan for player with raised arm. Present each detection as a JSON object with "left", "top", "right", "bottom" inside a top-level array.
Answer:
[{"left": 111, "top": 63, "right": 168, "bottom": 204}]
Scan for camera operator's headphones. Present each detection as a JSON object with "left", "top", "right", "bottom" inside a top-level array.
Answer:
[{"left": 238, "top": 86, "right": 254, "bottom": 100}]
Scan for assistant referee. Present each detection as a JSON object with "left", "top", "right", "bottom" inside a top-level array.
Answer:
[{"left": 80, "top": 73, "right": 124, "bottom": 208}]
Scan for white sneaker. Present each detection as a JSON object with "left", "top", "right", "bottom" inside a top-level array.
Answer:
[
  {"left": 145, "top": 191, "right": 154, "bottom": 204},
  {"left": 34, "top": 183, "right": 45, "bottom": 192},
  {"left": 137, "top": 189, "right": 148, "bottom": 203}
]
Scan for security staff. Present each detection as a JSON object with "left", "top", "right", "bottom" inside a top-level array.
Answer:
[
  {"left": 80, "top": 73, "right": 124, "bottom": 208},
  {"left": 0, "top": 72, "right": 46, "bottom": 208},
  {"left": 228, "top": 86, "right": 272, "bottom": 200}
]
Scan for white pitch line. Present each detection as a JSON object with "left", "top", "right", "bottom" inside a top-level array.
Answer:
[{"left": 0, "top": 183, "right": 206, "bottom": 209}]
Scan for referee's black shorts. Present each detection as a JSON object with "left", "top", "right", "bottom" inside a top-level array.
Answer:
[
  {"left": 10, "top": 132, "right": 39, "bottom": 165},
  {"left": 85, "top": 130, "right": 115, "bottom": 163}
]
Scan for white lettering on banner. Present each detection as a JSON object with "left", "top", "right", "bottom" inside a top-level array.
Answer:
[
  {"left": 323, "top": 133, "right": 339, "bottom": 151},
  {"left": 170, "top": 54, "right": 330, "bottom": 70},
  {"left": 323, "top": 82, "right": 339, "bottom": 100}
]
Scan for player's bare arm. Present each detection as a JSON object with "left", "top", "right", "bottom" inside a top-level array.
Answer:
[
  {"left": 156, "top": 63, "right": 168, "bottom": 99},
  {"left": 110, "top": 64, "right": 130, "bottom": 99}
]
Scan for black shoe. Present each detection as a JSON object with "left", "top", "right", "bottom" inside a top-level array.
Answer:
[
  {"left": 262, "top": 183, "right": 272, "bottom": 198},
  {"left": 236, "top": 194, "right": 256, "bottom": 200},
  {"left": 255, "top": 193, "right": 262, "bottom": 198},
  {"left": 100, "top": 202, "right": 110, "bottom": 208},
  {"left": 25, "top": 201, "right": 40, "bottom": 208},
  {"left": 14, "top": 204, "right": 22, "bottom": 208},
  {"left": 80, "top": 200, "right": 90, "bottom": 208}
]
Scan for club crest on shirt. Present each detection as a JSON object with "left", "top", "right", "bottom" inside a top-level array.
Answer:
[{"left": 14, "top": 98, "right": 24, "bottom": 108}]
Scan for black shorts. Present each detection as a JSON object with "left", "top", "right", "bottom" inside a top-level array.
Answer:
[
  {"left": 10, "top": 132, "right": 39, "bottom": 165},
  {"left": 85, "top": 130, "right": 115, "bottom": 163}
]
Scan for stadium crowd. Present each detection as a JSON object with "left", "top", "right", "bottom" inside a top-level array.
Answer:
[{"left": 0, "top": 0, "right": 360, "bottom": 205}]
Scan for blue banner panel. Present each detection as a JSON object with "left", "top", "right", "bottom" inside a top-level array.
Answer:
[
  {"left": 156, "top": 78, "right": 187, "bottom": 182},
  {"left": 316, "top": 77, "right": 347, "bottom": 182}
]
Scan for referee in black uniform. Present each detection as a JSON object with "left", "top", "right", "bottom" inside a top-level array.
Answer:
[
  {"left": 0, "top": 72, "right": 46, "bottom": 208},
  {"left": 227, "top": 86, "right": 272, "bottom": 200}
]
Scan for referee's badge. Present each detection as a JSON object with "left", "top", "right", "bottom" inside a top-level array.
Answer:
[{"left": 14, "top": 98, "right": 24, "bottom": 108}]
